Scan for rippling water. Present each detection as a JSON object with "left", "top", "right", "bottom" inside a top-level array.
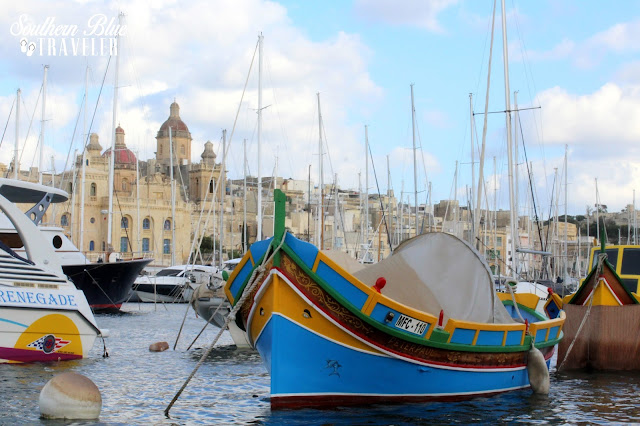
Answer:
[{"left": 2, "top": 303, "right": 640, "bottom": 425}]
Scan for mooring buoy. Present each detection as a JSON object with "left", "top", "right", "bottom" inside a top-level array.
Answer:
[
  {"left": 39, "top": 372, "right": 102, "bottom": 420},
  {"left": 149, "top": 341, "right": 169, "bottom": 352}
]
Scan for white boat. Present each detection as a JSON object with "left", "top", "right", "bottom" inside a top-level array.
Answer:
[
  {"left": 0, "top": 179, "right": 99, "bottom": 363},
  {"left": 131, "top": 264, "right": 220, "bottom": 303},
  {"left": 191, "top": 258, "right": 251, "bottom": 348}
]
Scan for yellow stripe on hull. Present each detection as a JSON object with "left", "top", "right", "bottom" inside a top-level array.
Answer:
[{"left": 250, "top": 272, "right": 383, "bottom": 355}]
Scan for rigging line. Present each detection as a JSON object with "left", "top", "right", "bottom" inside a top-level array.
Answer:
[
  {"left": 544, "top": 171, "right": 556, "bottom": 254},
  {"left": 264, "top": 52, "right": 294, "bottom": 179},
  {"left": 113, "top": 189, "right": 132, "bottom": 253},
  {"left": 519, "top": 112, "right": 545, "bottom": 253},
  {"left": 367, "top": 141, "right": 393, "bottom": 253},
  {"left": 0, "top": 98, "right": 15, "bottom": 152},
  {"left": 18, "top": 86, "right": 42, "bottom": 170},
  {"left": 187, "top": 38, "right": 259, "bottom": 267},
  {"left": 57, "top": 94, "right": 85, "bottom": 191}
]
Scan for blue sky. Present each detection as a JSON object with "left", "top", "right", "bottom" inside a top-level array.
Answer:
[{"left": 1, "top": 0, "right": 640, "bottom": 218}]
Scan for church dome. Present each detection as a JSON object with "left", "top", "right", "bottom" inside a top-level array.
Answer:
[
  {"left": 102, "top": 125, "right": 137, "bottom": 166},
  {"left": 157, "top": 101, "right": 190, "bottom": 137}
]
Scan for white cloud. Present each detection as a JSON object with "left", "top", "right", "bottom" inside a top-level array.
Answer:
[{"left": 536, "top": 83, "right": 640, "bottom": 152}]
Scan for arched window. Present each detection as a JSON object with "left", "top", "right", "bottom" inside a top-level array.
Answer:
[
  {"left": 143, "top": 218, "right": 150, "bottom": 229},
  {"left": 121, "top": 178, "right": 128, "bottom": 191},
  {"left": 90, "top": 183, "right": 97, "bottom": 196},
  {"left": 60, "top": 214, "right": 69, "bottom": 227},
  {"left": 164, "top": 219, "right": 171, "bottom": 231},
  {"left": 68, "top": 183, "right": 73, "bottom": 194},
  {"left": 209, "top": 180, "right": 214, "bottom": 193},
  {"left": 121, "top": 217, "right": 129, "bottom": 229},
  {"left": 89, "top": 241, "right": 95, "bottom": 251}
]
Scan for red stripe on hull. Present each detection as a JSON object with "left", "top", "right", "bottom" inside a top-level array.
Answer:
[
  {"left": 271, "top": 388, "right": 516, "bottom": 409},
  {"left": 0, "top": 347, "right": 82, "bottom": 363}
]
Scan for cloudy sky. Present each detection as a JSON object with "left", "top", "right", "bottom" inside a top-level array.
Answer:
[{"left": 1, "top": 0, "right": 639, "bottom": 218}]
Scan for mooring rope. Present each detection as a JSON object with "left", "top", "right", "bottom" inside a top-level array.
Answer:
[
  {"left": 164, "top": 233, "right": 287, "bottom": 417},
  {"left": 186, "top": 297, "right": 227, "bottom": 351},
  {"left": 556, "top": 253, "right": 604, "bottom": 372}
]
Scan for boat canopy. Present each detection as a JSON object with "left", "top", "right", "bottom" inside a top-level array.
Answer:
[{"left": 346, "top": 232, "right": 514, "bottom": 325}]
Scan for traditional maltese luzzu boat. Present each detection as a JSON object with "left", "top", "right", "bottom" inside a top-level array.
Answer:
[
  {"left": 224, "top": 190, "right": 565, "bottom": 408},
  {"left": 0, "top": 179, "right": 100, "bottom": 363}
]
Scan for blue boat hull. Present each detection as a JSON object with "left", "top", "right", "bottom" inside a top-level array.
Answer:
[{"left": 257, "top": 313, "right": 548, "bottom": 408}]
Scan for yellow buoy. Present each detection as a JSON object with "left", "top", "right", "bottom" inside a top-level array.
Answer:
[{"left": 39, "top": 372, "right": 102, "bottom": 419}]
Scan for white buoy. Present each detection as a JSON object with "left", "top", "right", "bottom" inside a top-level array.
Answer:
[
  {"left": 39, "top": 372, "right": 102, "bottom": 419},
  {"left": 99, "top": 328, "right": 110, "bottom": 338},
  {"left": 527, "top": 345, "right": 550, "bottom": 394}
]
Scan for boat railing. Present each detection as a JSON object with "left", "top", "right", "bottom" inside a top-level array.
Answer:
[{"left": 83, "top": 250, "right": 153, "bottom": 263}]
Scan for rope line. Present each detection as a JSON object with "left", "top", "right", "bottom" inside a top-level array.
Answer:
[
  {"left": 164, "top": 233, "right": 287, "bottom": 417},
  {"left": 556, "top": 253, "right": 604, "bottom": 372}
]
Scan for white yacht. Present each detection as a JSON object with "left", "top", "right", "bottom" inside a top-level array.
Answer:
[{"left": 0, "top": 179, "right": 99, "bottom": 363}]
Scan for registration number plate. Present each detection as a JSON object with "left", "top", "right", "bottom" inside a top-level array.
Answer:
[{"left": 394, "top": 314, "right": 428, "bottom": 335}]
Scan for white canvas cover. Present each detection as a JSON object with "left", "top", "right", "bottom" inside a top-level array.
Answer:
[{"left": 346, "top": 232, "right": 514, "bottom": 324}]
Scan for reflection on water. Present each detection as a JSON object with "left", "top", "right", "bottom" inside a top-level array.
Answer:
[{"left": 2, "top": 303, "right": 640, "bottom": 425}]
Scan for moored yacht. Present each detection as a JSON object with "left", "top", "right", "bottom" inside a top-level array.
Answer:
[{"left": 0, "top": 179, "right": 99, "bottom": 363}]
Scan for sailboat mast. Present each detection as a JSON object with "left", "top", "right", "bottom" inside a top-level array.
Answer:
[
  {"left": 243, "top": 139, "right": 248, "bottom": 253},
  {"left": 595, "top": 178, "right": 599, "bottom": 242},
  {"left": 169, "top": 127, "right": 176, "bottom": 266},
  {"left": 410, "top": 84, "right": 418, "bottom": 238},
  {"left": 80, "top": 66, "right": 88, "bottom": 251},
  {"left": 564, "top": 144, "right": 568, "bottom": 283},
  {"left": 317, "top": 93, "right": 323, "bottom": 249},
  {"left": 469, "top": 93, "right": 476, "bottom": 242},
  {"left": 257, "top": 33, "right": 263, "bottom": 242},
  {"left": 501, "top": 0, "right": 517, "bottom": 277},
  {"left": 14, "top": 88, "right": 20, "bottom": 179},
  {"left": 365, "top": 125, "right": 369, "bottom": 248},
  {"left": 514, "top": 91, "right": 520, "bottom": 244},
  {"left": 40, "top": 65, "right": 48, "bottom": 184},
  {"left": 220, "top": 129, "right": 226, "bottom": 267},
  {"left": 107, "top": 13, "right": 123, "bottom": 250},
  {"left": 136, "top": 148, "right": 140, "bottom": 254}
]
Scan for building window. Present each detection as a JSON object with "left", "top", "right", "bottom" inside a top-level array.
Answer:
[
  {"left": 60, "top": 214, "right": 69, "bottom": 227},
  {"left": 121, "top": 178, "right": 128, "bottom": 191},
  {"left": 209, "top": 180, "right": 214, "bottom": 193},
  {"left": 89, "top": 240, "right": 95, "bottom": 251},
  {"left": 143, "top": 218, "right": 150, "bottom": 229},
  {"left": 120, "top": 236, "right": 128, "bottom": 253},
  {"left": 68, "top": 183, "right": 73, "bottom": 194},
  {"left": 180, "top": 145, "right": 185, "bottom": 155},
  {"left": 142, "top": 238, "right": 150, "bottom": 252},
  {"left": 90, "top": 217, "right": 95, "bottom": 224},
  {"left": 102, "top": 241, "right": 106, "bottom": 251},
  {"left": 163, "top": 239, "right": 170, "bottom": 254},
  {"left": 159, "top": 145, "right": 163, "bottom": 155},
  {"left": 164, "top": 219, "right": 171, "bottom": 231},
  {"left": 121, "top": 217, "right": 129, "bottom": 229},
  {"left": 90, "top": 183, "right": 97, "bottom": 196}
]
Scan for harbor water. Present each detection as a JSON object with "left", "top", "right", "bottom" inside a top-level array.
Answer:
[{"left": 2, "top": 303, "right": 640, "bottom": 425}]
